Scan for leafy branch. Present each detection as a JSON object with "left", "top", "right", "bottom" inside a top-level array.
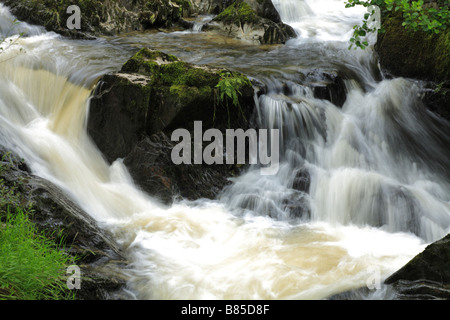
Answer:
[
  {"left": 345, "top": 0, "right": 450, "bottom": 49},
  {"left": 0, "top": 18, "right": 25, "bottom": 60}
]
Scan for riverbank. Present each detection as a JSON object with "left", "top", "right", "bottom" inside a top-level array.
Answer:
[
  {"left": 0, "top": 149, "right": 130, "bottom": 300},
  {"left": 376, "top": 11, "right": 450, "bottom": 121}
]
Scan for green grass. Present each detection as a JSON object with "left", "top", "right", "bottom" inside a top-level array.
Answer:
[
  {"left": 0, "top": 156, "right": 77, "bottom": 300},
  {"left": 0, "top": 207, "right": 76, "bottom": 300}
]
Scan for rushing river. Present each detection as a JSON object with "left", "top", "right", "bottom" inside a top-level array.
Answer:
[{"left": 0, "top": 0, "right": 449, "bottom": 299}]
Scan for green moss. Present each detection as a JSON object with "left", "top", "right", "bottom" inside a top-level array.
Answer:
[
  {"left": 121, "top": 48, "right": 178, "bottom": 76},
  {"left": 159, "top": 62, "right": 219, "bottom": 87},
  {"left": 169, "top": 85, "right": 197, "bottom": 103},
  {"left": 121, "top": 48, "right": 220, "bottom": 88},
  {"left": 118, "top": 47, "right": 252, "bottom": 130},
  {"left": 214, "top": 1, "right": 260, "bottom": 26},
  {"left": 434, "top": 30, "right": 450, "bottom": 82},
  {"left": 159, "top": 61, "right": 189, "bottom": 85},
  {"left": 376, "top": 15, "right": 450, "bottom": 82},
  {"left": 183, "top": 67, "right": 220, "bottom": 87},
  {"left": 167, "top": 54, "right": 179, "bottom": 62}
]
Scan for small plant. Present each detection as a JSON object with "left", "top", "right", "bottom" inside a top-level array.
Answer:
[
  {"left": 0, "top": 18, "right": 25, "bottom": 62},
  {"left": 214, "top": 71, "right": 252, "bottom": 126},
  {"left": 0, "top": 207, "right": 76, "bottom": 300},
  {"left": 0, "top": 153, "right": 76, "bottom": 300}
]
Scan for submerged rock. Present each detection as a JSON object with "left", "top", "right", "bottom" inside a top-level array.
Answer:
[{"left": 88, "top": 48, "right": 255, "bottom": 204}]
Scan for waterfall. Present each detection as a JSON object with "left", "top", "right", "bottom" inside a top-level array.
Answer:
[
  {"left": 0, "top": 1, "right": 448, "bottom": 300},
  {"left": 192, "top": 15, "right": 214, "bottom": 32}
]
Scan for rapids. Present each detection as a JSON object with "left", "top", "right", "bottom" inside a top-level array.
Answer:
[{"left": 0, "top": 0, "right": 449, "bottom": 299}]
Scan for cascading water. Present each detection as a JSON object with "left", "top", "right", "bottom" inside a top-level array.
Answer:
[{"left": 0, "top": 0, "right": 449, "bottom": 300}]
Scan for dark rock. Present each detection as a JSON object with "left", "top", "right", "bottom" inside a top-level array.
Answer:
[
  {"left": 384, "top": 233, "right": 450, "bottom": 300},
  {"left": 88, "top": 73, "right": 152, "bottom": 163},
  {"left": 306, "top": 69, "right": 347, "bottom": 108},
  {"left": 376, "top": 13, "right": 450, "bottom": 84},
  {"left": 244, "top": 0, "right": 282, "bottom": 23},
  {"left": 421, "top": 81, "right": 450, "bottom": 122},
  {"left": 123, "top": 132, "right": 238, "bottom": 205},
  {"left": 0, "top": 148, "right": 129, "bottom": 300},
  {"left": 88, "top": 48, "right": 255, "bottom": 203},
  {"left": 292, "top": 167, "right": 310, "bottom": 193},
  {"left": 88, "top": 48, "right": 254, "bottom": 163}
]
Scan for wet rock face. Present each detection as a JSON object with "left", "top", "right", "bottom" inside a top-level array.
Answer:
[
  {"left": 87, "top": 48, "right": 255, "bottom": 204},
  {"left": 376, "top": 13, "right": 450, "bottom": 84},
  {"left": 123, "top": 132, "right": 236, "bottom": 204},
  {"left": 384, "top": 233, "right": 450, "bottom": 299},
  {"left": 306, "top": 69, "right": 347, "bottom": 108},
  {"left": 88, "top": 73, "right": 152, "bottom": 163},
  {"left": 421, "top": 82, "right": 450, "bottom": 122},
  {"left": 2, "top": 0, "right": 183, "bottom": 38}
]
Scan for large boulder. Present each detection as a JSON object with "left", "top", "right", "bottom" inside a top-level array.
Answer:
[
  {"left": 88, "top": 48, "right": 256, "bottom": 204},
  {"left": 202, "top": 0, "right": 296, "bottom": 44}
]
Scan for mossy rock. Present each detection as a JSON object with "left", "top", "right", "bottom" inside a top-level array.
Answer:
[
  {"left": 88, "top": 48, "right": 255, "bottom": 163},
  {"left": 121, "top": 48, "right": 179, "bottom": 76},
  {"left": 87, "top": 48, "right": 256, "bottom": 204},
  {"left": 206, "top": 0, "right": 295, "bottom": 44},
  {"left": 214, "top": 1, "right": 260, "bottom": 26},
  {"left": 87, "top": 72, "right": 153, "bottom": 163},
  {"left": 2, "top": 0, "right": 183, "bottom": 38},
  {"left": 376, "top": 14, "right": 450, "bottom": 83}
]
